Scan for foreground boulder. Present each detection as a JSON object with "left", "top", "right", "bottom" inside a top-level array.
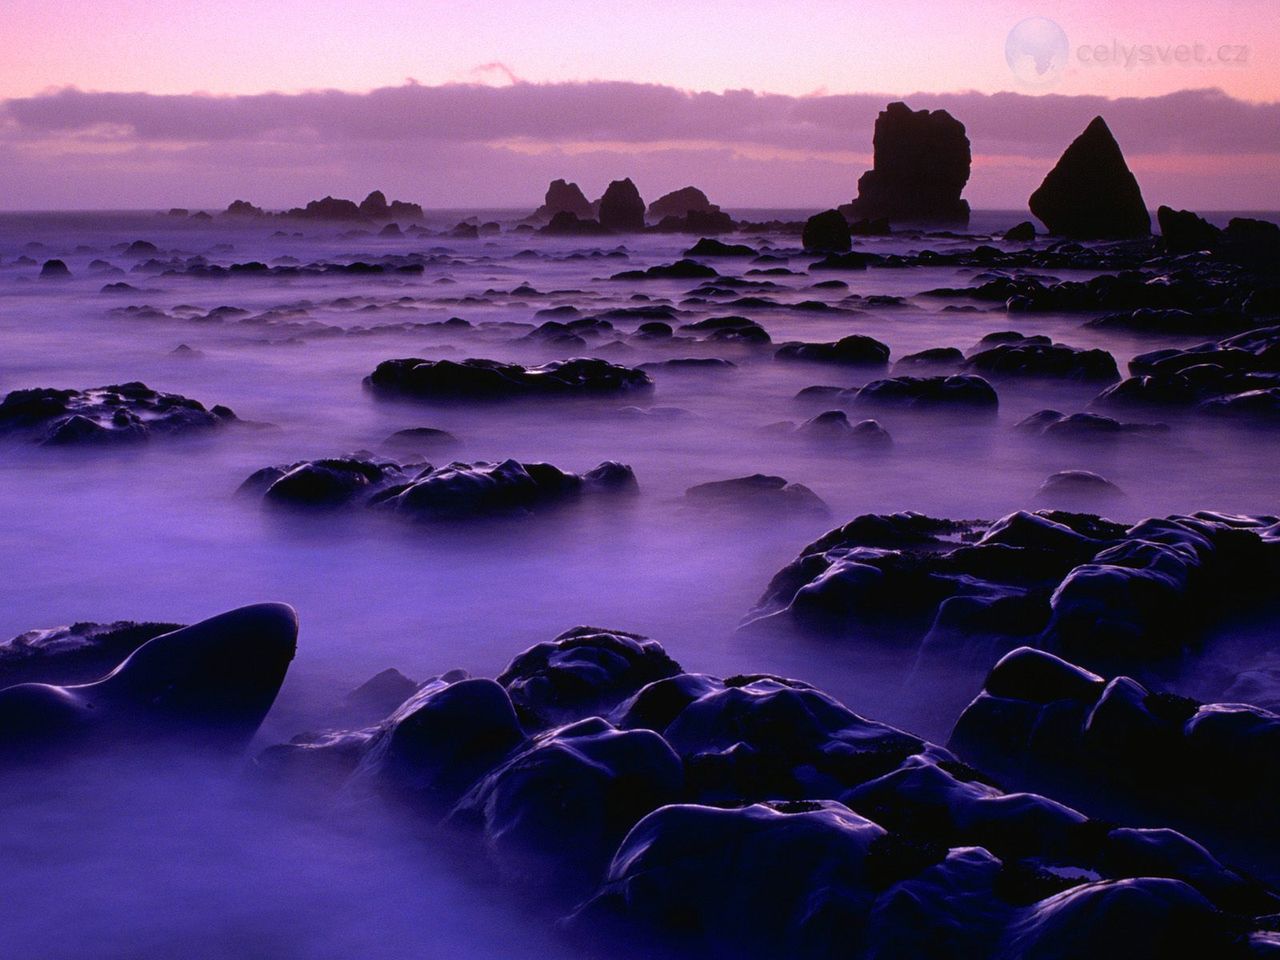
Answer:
[
  {"left": 259, "top": 628, "right": 1280, "bottom": 958},
  {"left": 1029, "top": 117, "right": 1151, "bottom": 239},
  {"left": 0, "top": 382, "right": 238, "bottom": 446},
  {"left": 364, "top": 357, "right": 653, "bottom": 401},
  {"left": 0, "top": 619, "right": 183, "bottom": 689},
  {"left": 952, "top": 646, "right": 1280, "bottom": 866},
  {"left": 745, "top": 509, "right": 1280, "bottom": 675},
  {"left": 0, "top": 604, "right": 297, "bottom": 762},
  {"left": 241, "top": 455, "right": 636, "bottom": 520},
  {"left": 597, "top": 178, "right": 646, "bottom": 232},
  {"left": 842, "top": 101, "right": 971, "bottom": 225}
]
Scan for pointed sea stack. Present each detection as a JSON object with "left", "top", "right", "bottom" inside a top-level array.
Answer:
[
  {"left": 842, "top": 101, "right": 971, "bottom": 225},
  {"left": 598, "top": 178, "right": 646, "bottom": 232},
  {"left": 1030, "top": 116, "right": 1150, "bottom": 239}
]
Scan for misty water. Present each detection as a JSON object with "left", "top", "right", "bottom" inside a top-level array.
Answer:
[{"left": 1, "top": 210, "right": 1277, "bottom": 957}]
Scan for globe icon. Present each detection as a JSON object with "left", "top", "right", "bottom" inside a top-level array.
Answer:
[{"left": 1005, "top": 17, "right": 1070, "bottom": 86}]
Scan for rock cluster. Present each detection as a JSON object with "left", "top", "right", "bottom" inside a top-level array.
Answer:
[{"left": 364, "top": 357, "right": 653, "bottom": 401}]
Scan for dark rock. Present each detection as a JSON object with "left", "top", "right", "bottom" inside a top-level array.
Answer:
[
  {"left": 0, "top": 604, "right": 297, "bottom": 762},
  {"left": 802, "top": 209, "right": 852, "bottom": 252},
  {"left": 842, "top": 101, "right": 972, "bottom": 225},
  {"left": 364, "top": 357, "right": 653, "bottom": 401},
  {"left": 1157, "top": 206, "right": 1221, "bottom": 254},
  {"left": 776, "top": 335, "right": 891, "bottom": 367},
  {"left": 224, "top": 199, "right": 266, "bottom": 217},
  {"left": 895, "top": 347, "right": 964, "bottom": 371},
  {"left": 646, "top": 186, "right": 718, "bottom": 220},
  {"left": 0, "top": 620, "right": 184, "bottom": 689},
  {"left": 683, "top": 238, "right": 756, "bottom": 258},
  {"left": 1036, "top": 470, "right": 1125, "bottom": 508},
  {"left": 529, "top": 179, "right": 593, "bottom": 222},
  {"left": 853, "top": 375, "right": 999, "bottom": 413},
  {"left": 597, "top": 178, "right": 646, "bottom": 232},
  {"left": 382, "top": 427, "right": 460, "bottom": 452},
  {"left": 677, "top": 315, "right": 770, "bottom": 345},
  {"left": 684, "top": 474, "right": 829, "bottom": 517},
  {"left": 540, "top": 212, "right": 610, "bottom": 236},
  {"left": 1004, "top": 221, "right": 1037, "bottom": 242},
  {"left": 0, "top": 382, "right": 237, "bottom": 446},
  {"left": 1029, "top": 117, "right": 1151, "bottom": 239},
  {"left": 39, "top": 259, "right": 70, "bottom": 278},
  {"left": 963, "top": 337, "right": 1120, "bottom": 383}
]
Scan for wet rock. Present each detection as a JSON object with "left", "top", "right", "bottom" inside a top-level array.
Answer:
[
  {"left": 684, "top": 474, "right": 829, "bottom": 517},
  {"left": 802, "top": 209, "right": 852, "bottom": 252},
  {"left": 0, "top": 382, "right": 238, "bottom": 446},
  {"left": 842, "top": 101, "right": 972, "bottom": 225},
  {"left": 1004, "top": 221, "right": 1037, "bottom": 242},
  {"left": 1036, "top": 470, "right": 1125, "bottom": 509},
  {"left": 1029, "top": 117, "right": 1151, "bottom": 239},
  {"left": 853, "top": 374, "right": 999, "bottom": 413},
  {"left": 964, "top": 337, "right": 1120, "bottom": 383},
  {"left": 776, "top": 335, "right": 891, "bottom": 368},
  {"left": 745, "top": 509, "right": 1279, "bottom": 675},
  {"left": 597, "top": 178, "right": 646, "bottom": 232},
  {"left": 1016, "top": 410, "right": 1168, "bottom": 442},
  {"left": 0, "top": 604, "right": 297, "bottom": 762},
  {"left": 683, "top": 237, "right": 756, "bottom": 258},
  {"left": 793, "top": 411, "right": 894, "bottom": 449},
  {"left": 364, "top": 357, "right": 653, "bottom": 401},
  {"left": 894, "top": 347, "right": 964, "bottom": 372},
  {"left": 0, "top": 620, "right": 184, "bottom": 689},
  {"left": 243, "top": 455, "right": 637, "bottom": 520},
  {"left": 677, "top": 315, "right": 770, "bottom": 345},
  {"left": 382, "top": 426, "right": 460, "bottom": 452}
]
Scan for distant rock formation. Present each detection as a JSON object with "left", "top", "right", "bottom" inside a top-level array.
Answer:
[
  {"left": 597, "top": 178, "right": 646, "bottom": 232},
  {"left": 223, "top": 192, "right": 422, "bottom": 222},
  {"left": 1029, "top": 117, "right": 1150, "bottom": 239},
  {"left": 224, "top": 199, "right": 266, "bottom": 218},
  {"left": 646, "top": 186, "right": 717, "bottom": 221},
  {"left": 528, "top": 179, "right": 594, "bottom": 223},
  {"left": 842, "top": 101, "right": 971, "bottom": 225},
  {"left": 651, "top": 209, "right": 735, "bottom": 234},
  {"left": 802, "top": 210, "right": 852, "bottom": 252},
  {"left": 540, "top": 212, "right": 611, "bottom": 236},
  {"left": 356, "top": 190, "right": 425, "bottom": 221}
]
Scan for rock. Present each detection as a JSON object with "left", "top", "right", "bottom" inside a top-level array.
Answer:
[
  {"left": 646, "top": 186, "right": 719, "bottom": 221},
  {"left": 124, "top": 240, "right": 158, "bottom": 256},
  {"left": 678, "top": 315, "right": 771, "bottom": 345},
  {"left": 539, "top": 212, "right": 610, "bottom": 236},
  {"left": 683, "top": 238, "right": 756, "bottom": 258},
  {"left": 1157, "top": 206, "right": 1221, "bottom": 254},
  {"left": 597, "top": 178, "right": 646, "bottom": 232},
  {"left": 0, "top": 382, "right": 238, "bottom": 446},
  {"left": 224, "top": 199, "right": 266, "bottom": 217},
  {"left": 853, "top": 375, "right": 999, "bottom": 413},
  {"left": 529, "top": 179, "right": 593, "bottom": 222},
  {"left": 0, "top": 604, "right": 297, "bottom": 762},
  {"left": 802, "top": 209, "right": 852, "bottom": 252},
  {"left": 344, "top": 667, "right": 420, "bottom": 720},
  {"left": 842, "top": 101, "right": 972, "bottom": 225},
  {"left": 1036, "top": 470, "right": 1125, "bottom": 508},
  {"left": 498, "top": 627, "right": 681, "bottom": 730},
  {"left": 610, "top": 259, "right": 718, "bottom": 280},
  {"left": 377, "top": 223, "right": 402, "bottom": 238},
  {"left": 894, "top": 347, "right": 964, "bottom": 372},
  {"left": 1016, "top": 410, "right": 1167, "bottom": 442},
  {"left": 243, "top": 455, "right": 637, "bottom": 520},
  {"left": 963, "top": 337, "right": 1120, "bottom": 383},
  {"left": 1004, "top": 221, "right": 1038, "bottom": 242},
  {"left": 364, "top": 357, "right": 653, "bottom": 401},
  {"left": 793, "top": 411, "right": 894, "bottom": 450},
  {"left": 652, "top": 209, "right": 736, "bottom": 233},
  {"left": 850, "top": 217, "right": 892, "bottom": 236},
  {"left": 295, "top": 196, "right": 363, "bottom": 221},
  {"left": 39, "top": 259, "right": 70, "bottom": 278},
  {"left": 382, "top": 427, "right": 460, "bottom": 452},
  {"left": 0, "top": 620, "right": 184, "bottom": 689},
  {"left": 776, "top": 335, "right": 891, "bottom": 368},
  {"left": 684, "top": 474, "right": 829, "bottom": 517},
  {"left": 744, "top": 509, "right": 1280, "bottom": 675},
  {"left": 1029, "top": 117, "right": 1151, "bottom": 239}
]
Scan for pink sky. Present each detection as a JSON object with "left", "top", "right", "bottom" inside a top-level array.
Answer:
[{"left": 1, "top": 0, "right": 1277, "bottom": 210}]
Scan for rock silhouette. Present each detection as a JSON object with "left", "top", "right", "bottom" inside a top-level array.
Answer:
[
  {"left": 802, "top": 209, "right": 852, "bottom": 252},
  {"left": 597, "top": 178, "right": 646, "bottom": 232},
  {"left": 646, "top": 186, "right": 719, "bottom": 221},
  {"left": 1030, "top": 117, "right": 1151, "bottom": 239},
  {"left": 842, "top": 101, "right": 971, "bottom": 225},
  {"left": 529, "top": 179, "right": 593, "bottom": 223}
]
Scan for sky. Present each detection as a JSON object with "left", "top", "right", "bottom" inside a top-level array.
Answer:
[{"left": 1, "top": 0, "right": 1277, "bottom": 210}]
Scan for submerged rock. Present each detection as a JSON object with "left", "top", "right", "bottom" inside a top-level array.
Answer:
[
  {"left": 842, "top": 101, "right": 972, "bottom": 225},
  {"left": 1029, "top": 117, "right": 1150, "bottom": 239},
  {"left": 0, "top": 604, "right": 297, "bottom": 762},
  {"left": 852, "top": 374, "right": 999, "bottom": 413},
  {"left": 684, "top": 474, "right": 829, "bottom": 517},
  {"left": 1036, "top": 470, "right": 1125, "bottom": 509},
  {"left": 364, "top": 357, "right": 653, "bottom": 401},
  {"left": 242, "top": 455, "right": 637, "bottom": 520},
  {"left": 776, "top": 335, "right": 891, "bottom": 368},
  {"left": 0, "top": 382, "right": 238, "bottom": 446}
]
